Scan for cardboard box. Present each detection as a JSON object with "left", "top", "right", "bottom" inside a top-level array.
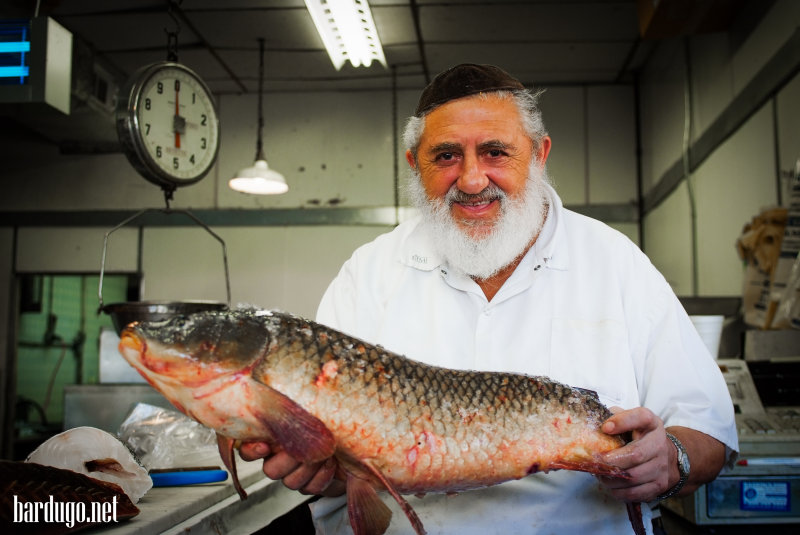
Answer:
[{"left": 737, "top": 207, "right": 787, "bottom": 328}]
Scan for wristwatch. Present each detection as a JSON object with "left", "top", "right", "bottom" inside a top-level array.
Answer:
[{"left": 657, "top": 432, "right": 690, "bottom": 501}]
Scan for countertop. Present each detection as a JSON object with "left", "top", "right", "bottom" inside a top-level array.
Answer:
[{"left": 93, "top": 458, "right": 309, "bottom": 535}]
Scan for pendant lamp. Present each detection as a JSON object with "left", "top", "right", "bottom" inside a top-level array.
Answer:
[{"left": 229, "top": 38, "right": 288, "bottom": 195}]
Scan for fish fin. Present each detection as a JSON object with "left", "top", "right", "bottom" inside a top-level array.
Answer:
[
  {"left": 360, "top": 459, "right": 426, "bottom": 535},
  {"left": 548, "top": 460, "right": 630, "bottom": 479},
  {"left": 346, "top": 472, "right": 392, "bottom": 535},
  {"left": 254, "top": 385, "right": 336, "bottom": 463},
  {"left": 626, "top": 502, "right": 645, "bottom": 535},
  {"left": 217, "top": 433, "right": 247, "bottom": 500}
]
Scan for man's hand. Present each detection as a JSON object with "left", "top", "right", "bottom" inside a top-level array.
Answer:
[
  {"left": 239, "top": 441, "right": 345, "bottom": 497},
  {"left": 598, "top": 407, "right": 727, "bottom": 503},
  {"left": 596, "top": 407, "right": 672, "bottom": 502}
]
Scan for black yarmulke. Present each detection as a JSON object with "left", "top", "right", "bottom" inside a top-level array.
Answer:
[{"left": 415, "top": 64, "right": 525, "bottom": 116}]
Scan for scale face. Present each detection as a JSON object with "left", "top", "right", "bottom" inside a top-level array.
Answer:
[{"left": 117, "top": 62, "right": 220, "bottom": 190}]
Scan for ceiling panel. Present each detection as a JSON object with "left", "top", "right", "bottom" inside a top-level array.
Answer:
[{"left": 0, "top": 0, "right": 768, "bottom": 145}]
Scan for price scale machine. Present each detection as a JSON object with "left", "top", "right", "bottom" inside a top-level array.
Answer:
[{"left": 662, "top": 330, "right": 800, "bottom": 525}]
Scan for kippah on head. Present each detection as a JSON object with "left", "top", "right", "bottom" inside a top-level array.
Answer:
[{"left": 415, "top": 63, "right": 525, "bottom": 116}]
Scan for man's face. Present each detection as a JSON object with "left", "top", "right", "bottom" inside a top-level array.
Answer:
[{"left": 407, "top": 94, "right": 550, "bottom": 239}]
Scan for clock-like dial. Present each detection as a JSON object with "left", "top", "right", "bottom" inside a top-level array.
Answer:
[{"left": 117, "top": 62, "right": 220, "bottom": 189}]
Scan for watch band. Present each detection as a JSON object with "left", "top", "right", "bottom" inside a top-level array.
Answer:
[{"left": 656, "top": 432, "right": 690, "bottom": 501}]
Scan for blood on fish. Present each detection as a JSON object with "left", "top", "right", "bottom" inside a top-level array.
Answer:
[{"left": 315, "top": 360, "right": 339, "bottom": 387}]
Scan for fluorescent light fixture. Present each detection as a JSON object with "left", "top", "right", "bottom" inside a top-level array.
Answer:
[
  {"left": 0, "top": 41, "right": 30, "bottom": 53},
  {"left": 229, "top": 38, "right": 288, "bottom": 195},
  {"left": 304, "top": 0, "right": 387, "bottom": 70},
  {"left": 0, "top": 66, "right": 29, "bottom": 78}
]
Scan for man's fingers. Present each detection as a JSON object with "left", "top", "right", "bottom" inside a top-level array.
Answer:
[
  {"left": 602, "top": 406, "right": 659, "bottom": 436},
  {"left": 262, "top": 451, "right": 301, "bottom": 481},
  {"left": 239, "top": 441, "right": 270, "bottom": 461},
  {"left": 292, "top": 458, "right": 338, "bottom": 495},
  {"left": 237, "top": 440, "right": 342, "bottom": 496},
  {"left": 602, "top": 442, "right": 643, "bottom": 470}
]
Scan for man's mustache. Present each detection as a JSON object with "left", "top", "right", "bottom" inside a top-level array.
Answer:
[{"left": 446, "top": 184, "right": 506, "bottom": 206}]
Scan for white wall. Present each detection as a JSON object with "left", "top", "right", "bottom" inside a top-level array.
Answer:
[
  {"left": 1, "top": 81, "right": 638, "bottom": 317},
  {"left": 639, "top": 0, "right": 800, "bottom": 296}
]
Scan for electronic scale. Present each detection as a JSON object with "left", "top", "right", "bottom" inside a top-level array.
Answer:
[{"left": 662, "top": 357, "right": 800, "bottom": 525}]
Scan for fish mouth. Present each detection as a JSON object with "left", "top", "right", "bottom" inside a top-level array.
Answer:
[
  {"left": 119, "top": 328, "right": 145, "bottom": 368},
  {"left": 118, "top": 327, "right": 182, "bottom": 384},
  {"left": 118, "top": 325, "right": 255, "bottom": 394}
]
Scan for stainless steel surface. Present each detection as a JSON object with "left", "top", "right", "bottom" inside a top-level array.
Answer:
[
  {"left": 90, "top": 458, "right": 308, "bottom": 535},
  {"left": 0, "top": 203, "right": 640, "bottom": 228},
  {"left": 101, "top": 300, "right": 228, "bottom": 336}
]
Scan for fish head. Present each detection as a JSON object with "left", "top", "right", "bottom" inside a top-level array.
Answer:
[{"left": 118, "top": 309, "right": 270, "bottom": 401}]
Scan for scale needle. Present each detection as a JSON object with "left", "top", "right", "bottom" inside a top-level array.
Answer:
[{"left": 174, "top": 81, "right": 181, "bottom": 149}]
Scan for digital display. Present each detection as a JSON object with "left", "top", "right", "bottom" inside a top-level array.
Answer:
[
  {"left": 741, "top": 480, "right": 791, "bottom": 512},
  {"left": 0, "top": 20, "right": 31, "bottom": 84}
]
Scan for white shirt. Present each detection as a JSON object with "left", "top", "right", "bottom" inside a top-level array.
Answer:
[{"left": 311, "top": 184, "right": 738, "bottom": 535}]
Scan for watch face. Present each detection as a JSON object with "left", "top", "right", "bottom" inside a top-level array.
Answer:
[
  {"left": 678, "top": 449, "right": 691, "bottom": 474},
  {"left": 118, "top": 62, "right": 220, "bottom": 188}
]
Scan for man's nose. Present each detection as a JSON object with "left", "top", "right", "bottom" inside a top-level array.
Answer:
[{"left": 457, "top": 153, "right": 489, "bottom": 194}]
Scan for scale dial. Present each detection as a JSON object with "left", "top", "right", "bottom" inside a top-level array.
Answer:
[{"left": 117, "top": 62, "right": 220, "bottom": 189}]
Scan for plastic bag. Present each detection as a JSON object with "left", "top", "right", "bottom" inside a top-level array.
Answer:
[{"left": 117, "top": 403, "right": 219, "bottom": 470}]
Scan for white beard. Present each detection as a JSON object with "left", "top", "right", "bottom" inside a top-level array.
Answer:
[{"left": 407, "top": 162, "right": 551, "bottom": 280}]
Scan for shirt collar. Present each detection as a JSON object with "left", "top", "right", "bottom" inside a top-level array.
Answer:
[
  {"left": 532, "top": 182, "right": 569, "bottom": 271},
  {"left": 399, "top": 216, "right": 443, "bottom": 271}
]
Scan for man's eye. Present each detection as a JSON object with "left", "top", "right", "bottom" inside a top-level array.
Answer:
[
  {"left": 487, "top": 149, "right": 505, "bottom": 157},
  {"left": 436, "top": 152, "right": 455, "bottom": 161}
]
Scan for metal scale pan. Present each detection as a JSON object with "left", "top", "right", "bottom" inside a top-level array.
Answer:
[{"left": 97, "top": 207, "right": 231, "bottom": 335}]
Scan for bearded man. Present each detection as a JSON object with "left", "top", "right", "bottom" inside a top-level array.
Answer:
[{"left": 241, "top": 64, "right": 738, "bottom": 535}]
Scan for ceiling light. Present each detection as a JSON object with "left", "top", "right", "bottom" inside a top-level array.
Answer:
[
  {"left": 229, "top": 38, "right": 288, "bottom": 195},
  {"left": 229, "top": 160, "right": 287, "bottom": 195},
  {"left": 304, "top": 0, "right": 387, "bottom": 70}
]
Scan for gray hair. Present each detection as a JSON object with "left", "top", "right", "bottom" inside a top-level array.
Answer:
[{"left": 403, "top": 88, "right": 548, "bottom": 161}]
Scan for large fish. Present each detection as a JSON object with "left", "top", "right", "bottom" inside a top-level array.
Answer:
[{"left": 118, "top": 308, "right": 644, "bottom": 535}]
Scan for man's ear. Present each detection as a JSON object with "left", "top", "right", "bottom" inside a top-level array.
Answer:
[
  {"left": 537, "top": 136, "right": 552, "bottom": 164},
  {"left": 405, "top": 150, "right": 417, "bottom": 169}
]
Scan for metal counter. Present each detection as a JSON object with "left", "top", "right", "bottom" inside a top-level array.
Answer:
[{"left": 93, "top": 458, "right": 309, "bottom": 535}]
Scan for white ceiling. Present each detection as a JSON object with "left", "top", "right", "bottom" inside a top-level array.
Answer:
[
  {"left": 0, "top": 0, "right": 768, "bottom": 146},
  {"left": 7, "top": 0, "right": 656, "bottom": 94}
]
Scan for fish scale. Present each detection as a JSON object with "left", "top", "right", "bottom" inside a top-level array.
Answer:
[
  {"left": 266, "top": 315, "right": 613, "bottom": 490},
  {"left": 120, "top": 308, "right": 645, "bottom": 535}
]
